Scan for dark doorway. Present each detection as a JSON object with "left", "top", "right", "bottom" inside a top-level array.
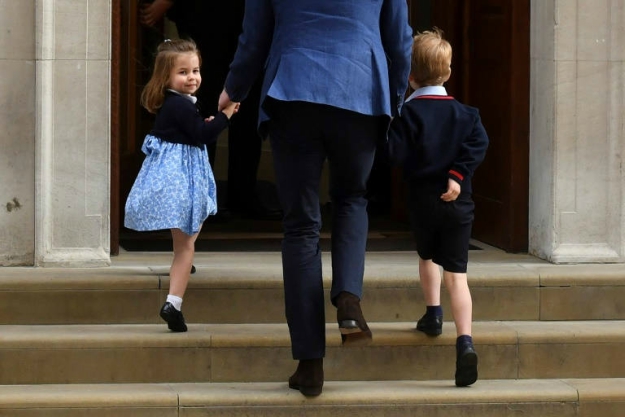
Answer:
[{"left": 111, "top": 0, "right": 530, "bottom": 254}]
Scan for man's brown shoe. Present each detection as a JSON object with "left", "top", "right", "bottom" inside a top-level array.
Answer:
[
  {"left": 288, "top": 358, "right": 324, "bottom": 397},
  {"left": 336, "top": 291, "right": 373, "bottom": 346}
]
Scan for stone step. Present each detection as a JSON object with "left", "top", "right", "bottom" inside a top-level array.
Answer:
[
  {"left": 0, "top": 378, "right": 622, "bottom": 417},
  {"left": 0, "top": 321, "right": 623, "bottom": 384},
  {"left": 1, "top": 253, "right": 624, "bottom": 324}
]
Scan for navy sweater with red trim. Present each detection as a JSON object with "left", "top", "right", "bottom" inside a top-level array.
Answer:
[{"left": 387, "top": 95, "right": 489, "bottom": 194}]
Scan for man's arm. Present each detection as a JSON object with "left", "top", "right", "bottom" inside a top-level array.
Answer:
[
  {"left": 380, "top": 0, "right": 413, "bottom": 117},
  {"left": 223, "top": 0, "right": 274, "bottom": 103}
]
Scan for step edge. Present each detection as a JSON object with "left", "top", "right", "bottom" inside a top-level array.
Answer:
[{"left": 1, "top": 378, "right": 623, "bottom": 408}]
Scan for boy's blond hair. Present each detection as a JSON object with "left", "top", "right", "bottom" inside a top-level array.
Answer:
[
  {"left": 410, "top": 28, "right": 452, "bottom": 87},
  {"left": 141, "top": 39, "right": 202, "bottom": 114}
]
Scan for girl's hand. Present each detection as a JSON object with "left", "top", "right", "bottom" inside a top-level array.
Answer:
[
  {"left": 440, "top": 178, "right": 461, "bottom": 202},
  {"left": 221, "top": 102, "right": 240, "bottom": 119}
]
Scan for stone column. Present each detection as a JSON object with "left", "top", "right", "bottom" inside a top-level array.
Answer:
[
  {"left": 0, "top": 1, "right": 36, "bottom": 266},
  {"left": 530, "top": 0, "right": 625, "bottom": 263},
  {"left": 35, "top": 0, "right": 112, "bottom": 266}
]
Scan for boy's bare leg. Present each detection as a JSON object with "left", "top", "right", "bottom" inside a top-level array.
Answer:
[
  {"left": 416, "top": 258, "right": 444, "bottom": 336},
  {"left": 442, "top": 271, "right": 472, "bottom": 336},
  {"left": 444, "top": 270, "right": 478, "bottom": 386},
  {"left": 418, "top": 258, "right": 441, "bottom": 305}
]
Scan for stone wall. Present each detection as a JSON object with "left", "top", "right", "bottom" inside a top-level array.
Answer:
[
  {"left": 34, "top": 0, "right": 112, "bottom": 266},
  {"left": 530, "top": 0, "right": 625, "bottom": 262},
  {"left": 0, "top": 0, "right": 36, "bottom": 265}
]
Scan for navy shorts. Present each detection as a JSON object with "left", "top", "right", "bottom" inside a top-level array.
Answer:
[{"left": 408, "top": 190, "right": 474, "bottom": 273}]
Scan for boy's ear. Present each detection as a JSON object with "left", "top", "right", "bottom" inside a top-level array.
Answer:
[{"left": 444, "top": 67, "right": 452, "bottom": 83}]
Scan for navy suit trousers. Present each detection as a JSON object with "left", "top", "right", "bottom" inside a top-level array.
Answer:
[{"left": 267, "top": 100, "right": 385, "bottom": 359}]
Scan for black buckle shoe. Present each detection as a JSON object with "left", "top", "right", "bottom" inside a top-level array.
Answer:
[
  {"left": 159, "top": 302, "right": 188, "bottom": 332},
  {"left": 455, "top": 342, "right": 478, "bottom": 387},
  {"left": 416, "top": 313, "right": 443, "bottom": 336}
]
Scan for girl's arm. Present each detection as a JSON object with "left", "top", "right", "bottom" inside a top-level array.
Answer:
[{"left": 171, "top": 97, "right": 231, "bottom": 145}]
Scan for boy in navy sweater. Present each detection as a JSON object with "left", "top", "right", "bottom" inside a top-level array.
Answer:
[{"left": 388, "top": 29, "right": 489, "bottom": 387}]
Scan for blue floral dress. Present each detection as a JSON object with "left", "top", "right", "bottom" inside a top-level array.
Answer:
[
  {"left": 124, "top": 135, "right": 217, "bottom": 236},
  {"left": 125, "top": 90, "right": 229, "bottom": 236}
]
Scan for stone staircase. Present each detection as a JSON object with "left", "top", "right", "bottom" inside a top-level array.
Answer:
[{"left": 0, "top": 250, "right": 624, "bottom": 416}]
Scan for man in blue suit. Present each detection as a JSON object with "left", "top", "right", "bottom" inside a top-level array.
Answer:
[{"left": 219, "top": 0, "right": 412, "bottom": 396}]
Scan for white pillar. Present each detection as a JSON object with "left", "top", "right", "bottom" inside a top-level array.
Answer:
[
  {"left": 530, "top": 0, "right": 625, "bottom": 263},
  {"left": 35, "top": 0, "right": 112, "bottom": 267}
]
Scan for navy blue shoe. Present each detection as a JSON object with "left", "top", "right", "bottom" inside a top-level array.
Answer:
[
  {"left": 416, "top": 313, "right": 443, "bottom": 336},
  {"left": 455, "top": 342, "right": 478, "bottom": 387}
]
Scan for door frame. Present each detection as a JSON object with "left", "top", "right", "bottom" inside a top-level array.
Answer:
[{"left": 111, "top": 0, "right": 121, "bottom": 256}]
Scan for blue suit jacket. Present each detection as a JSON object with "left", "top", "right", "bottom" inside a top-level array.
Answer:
[{"left": 224, "top": 0, "right": 413, "bottom": 133}]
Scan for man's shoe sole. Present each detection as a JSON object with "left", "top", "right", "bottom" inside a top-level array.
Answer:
[
  {"left": 339, "top": 322, "right": 373, "bottom": 346},
  {"left": 288, "top": 382, "right": 323, "bottom": 397}
]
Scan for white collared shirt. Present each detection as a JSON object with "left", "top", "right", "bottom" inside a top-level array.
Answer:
[
  {"left": 167, "top": 89, "right": 198, "bottom": 104},
  {"left": 405, "top": 85, "right": 448, "bottom": 103}
]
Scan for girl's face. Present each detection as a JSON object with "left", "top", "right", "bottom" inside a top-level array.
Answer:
[{"left": 168, "top": 52, "right": 201, "bottom": 95}]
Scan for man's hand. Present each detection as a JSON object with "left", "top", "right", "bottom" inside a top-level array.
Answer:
[
  {"left": 440, "top": 178, "right": 461, "bottom": 202},
  {"left": 140, "top": 0, "right": 173, "bottom": 27},
  {"left": 218, "top": 88, "right": 233, "bottom": 112}
]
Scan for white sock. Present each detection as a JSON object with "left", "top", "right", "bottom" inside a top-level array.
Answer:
[{"left": 166, "top": 294, "right": 183, "bottom": 311}]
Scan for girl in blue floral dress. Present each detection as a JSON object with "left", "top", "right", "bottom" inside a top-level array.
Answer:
[{"left": 125, "top": 39, "right": 239, "bottom": 332}]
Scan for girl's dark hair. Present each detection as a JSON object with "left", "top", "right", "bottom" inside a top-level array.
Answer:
[{"left": 140, "top": 39, "right": 202, "bottom": 114}]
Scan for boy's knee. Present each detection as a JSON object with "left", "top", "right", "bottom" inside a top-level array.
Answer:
[{"left": 443, "top": 271, "right": 468, "bottom": 286}]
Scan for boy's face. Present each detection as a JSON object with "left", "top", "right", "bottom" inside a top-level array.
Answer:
[{"left": 168, "top": 52, "right": 201, "bottom": 95}]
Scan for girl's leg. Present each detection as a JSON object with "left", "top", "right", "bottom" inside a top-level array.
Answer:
[
  {"left": 442, "top": 271, "right": 472, "bottom": 336},
  {"left": 160, "top": 227, "right": 200, "bottom": 332},
  {"left": 169, "top": 227, "right": 200, "bottom": 298}
]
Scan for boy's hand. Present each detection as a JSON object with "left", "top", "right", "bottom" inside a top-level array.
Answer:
[{"left": 441, "top": 178, "right": 461, "bottom": 202}]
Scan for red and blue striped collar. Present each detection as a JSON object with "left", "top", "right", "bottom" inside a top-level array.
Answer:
[{"left": 405, "top": 86, "right": 453, "bottom": 102}]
